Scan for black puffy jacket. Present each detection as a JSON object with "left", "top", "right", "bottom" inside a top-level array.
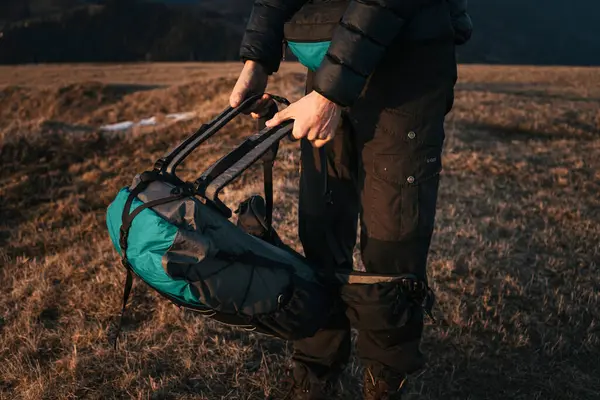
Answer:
[{"left": 239, "top": 0, "right": 473, "bottom": 107}]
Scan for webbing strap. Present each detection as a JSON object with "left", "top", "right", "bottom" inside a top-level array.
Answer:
[
  {"left": 318, "top": 147, "right": 348, "bottom": 268},
  {"left": 157, "top": 93, "right": 290, "bottom": 177},
  {"left": 203, "top": 122, "right": 293, "bottom": 218},
  {"left": 263, "top": 152, "right": 275, "bottom": 228},
  {"left": 113, "top": 180, "right": 148, "bottom": 350},
  {"left": 258, "top": 102, "right": 280, "bottom": 231},
  {"left": 113, "top": 175, "right": 191, "bottom": 349},
  {"left": 114, "top": 268, "right": 133, "bottom": 350}
]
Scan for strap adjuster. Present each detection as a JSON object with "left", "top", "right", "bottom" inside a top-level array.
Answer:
[
  {"left": 395, "top": 277, "right": 436, "bottom": 322},
  {"left": 140, "top": 170, "right": 159, "bottom": 182},
  {"left": 324, "top": 190, "right": 333, "bottom": 206},
  {"left": 153, "top": 159, "right": 166, "bottom": 172}
]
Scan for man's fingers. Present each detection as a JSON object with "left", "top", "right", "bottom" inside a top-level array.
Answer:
[
  {"left": 230, "top": 75, "right": 252, "bottom": 108},
  {"left": 229, "top": 91, "right": 244, "bottom": 108},
  {"left": 254, "top": 95, "right": 271, "bottom": 112},
  {"left": 265, "top": 107, "right": 292, "bottom": 127},
  {"left": 250, "top": 106, "right": 269, "bottom": 119},
  {"left": 318, "top": 129, "right": 330, "bottom": 139},
  {"left": 230, "top": 80, "right": 269, "bottom": 110},
  {"left": 292, "top": 122, "right": 309, "bottom": 140},
  {"left": 244, "top": 94, "right": 271, "bottom": 117},
  {"left": 312, "top": 139, "right": 327, "bottom": 148},
  {"left": 311, "top": 130, "right": 335, "bottom": 148},
  {"left": 307, "top": 128, "right": 320, "bottom": 142},
  {"left": 249, "top": 103, "right": 267, "bottom": 119},
  {"left": 312, "top": 138, "right": 330, "bottom": 148}
]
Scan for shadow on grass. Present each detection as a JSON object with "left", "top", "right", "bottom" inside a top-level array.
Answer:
[
  {"left": 0, "top": 130, "right": 122, "bottom": 259},
  {"left": 418, "top": 125, "right": 600, "bottom": 399},
  {"left": 105, "top": 83, "right": 165, "bottom": 94},
  {"left": 455, "top": 82, "right": 600, "bottom": 104},
  {"left": 457, "top": 122, "right": 597, "bottom": 143}
]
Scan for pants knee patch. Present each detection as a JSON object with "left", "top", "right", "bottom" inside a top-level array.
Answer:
[
  {"left": 340, "top": 277, "right": 435, "bottom": 331},
  {"left": 340, "top": 281, "right": 413, "bottom": 331}
]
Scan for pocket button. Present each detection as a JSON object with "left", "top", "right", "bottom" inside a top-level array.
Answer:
[
  {"left": 408, "top": 131, "right": 416, "bottom": 140},
  {"left": 407, "top": 176, "right": 415, "bottom": 184}
]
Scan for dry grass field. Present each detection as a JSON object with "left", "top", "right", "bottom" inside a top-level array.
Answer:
[{"left": 0, "top": 62, "right": 598, "bottom": 400}]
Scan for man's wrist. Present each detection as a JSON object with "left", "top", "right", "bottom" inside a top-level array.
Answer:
[
  {"left": 313, "top": 86, "right": 346, "bottom": 108},
  {"left": 312, "top": 90, "right": 341, "bottom": 109},
  {"left": 244, "top": 59, "right": 270, "bottom": 75}
]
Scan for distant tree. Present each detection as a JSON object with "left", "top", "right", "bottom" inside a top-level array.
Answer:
[
  {"left": 103, "top": 0, "right": 138, "bottom": 9},
  {"left": 0, "top": 0, "right": 31, "bottom": 22},
  {"left": 53, "top": 0, "right": 80, "bottom": 9},
  {"left": 2, "top": 0, "right": 600, "bottom": 66}
]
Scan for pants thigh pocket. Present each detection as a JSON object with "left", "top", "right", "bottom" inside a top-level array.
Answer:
[{"left": 366, "top": 147, "right": 442, "bottom": 242}]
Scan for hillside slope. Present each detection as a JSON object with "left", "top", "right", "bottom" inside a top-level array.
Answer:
[{"left": 0, "top": 63, "right": 599, "bottom": 399}]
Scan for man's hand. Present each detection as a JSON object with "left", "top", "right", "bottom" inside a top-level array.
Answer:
[
  {"left": 229, "top": 60, "right": 271, "bottom": 119},
  {"left": 265, "top": 91, "right": 342, "bottom": 148}
]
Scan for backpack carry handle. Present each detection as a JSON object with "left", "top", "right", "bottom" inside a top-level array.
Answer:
[
  {"left": 153, "top": 93, "right": 290, "bottom": 178},
  {"left": 195, "top": 100, "right": 280, "bottom": 190},
  {"left": 197, "top": 120, "right": 294, "bottom": 218}
]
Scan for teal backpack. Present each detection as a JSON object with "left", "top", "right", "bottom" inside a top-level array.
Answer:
[{"left": 106, "top": 94, "right": 435, "bottom": 348}]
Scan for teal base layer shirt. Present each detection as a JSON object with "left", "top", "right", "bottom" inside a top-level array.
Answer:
[{"left": 287, "top": 41, "right": 331, "bottom": 72}]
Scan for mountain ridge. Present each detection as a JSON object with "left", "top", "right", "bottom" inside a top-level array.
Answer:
[{"left": 1, "top": 0, "right": 599, "bottom": 66}]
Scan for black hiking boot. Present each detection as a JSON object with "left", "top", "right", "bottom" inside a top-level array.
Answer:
[
  {"left": 363, "top": 368, "right": 407, "bottom": 400},
  {"left": 278, "top": 377, "right": 340, "bottom": 400}
]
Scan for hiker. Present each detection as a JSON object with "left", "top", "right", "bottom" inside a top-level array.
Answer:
[{"left": 229, "top": 0, "right": 472, "bottom": 398}]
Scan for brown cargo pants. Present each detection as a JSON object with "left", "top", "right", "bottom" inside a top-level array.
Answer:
[{"left": 293, "top": 39, "right": 458, "bottom": 383}]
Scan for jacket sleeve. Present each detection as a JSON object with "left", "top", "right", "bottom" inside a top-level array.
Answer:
[
  {"left": 447, "top": 0, "right": 473, "bottom": 45},
  {"left": 313, "top": 0, "right": 433, "bottom": 107},
  {"left": 239, "top": 0, "right": 308, "bottom": 75}
]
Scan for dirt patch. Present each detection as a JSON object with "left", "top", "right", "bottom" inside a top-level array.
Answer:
[
  {"left": 0, "top": 82, "right": 133, "bottom": 132},
  {"left": 0, "top": 69, "right": 307, "bottom": 139}
]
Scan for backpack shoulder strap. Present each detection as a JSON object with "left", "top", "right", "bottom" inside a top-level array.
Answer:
[
  {"left": 258, "top": 102, "right": 281, "bottom": 228},
  {"left": 200, "top": 120, "right": 293, "bottom": 218},
  {"left": 318, "top": 146, "right": 350, "bottom": 268}
]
